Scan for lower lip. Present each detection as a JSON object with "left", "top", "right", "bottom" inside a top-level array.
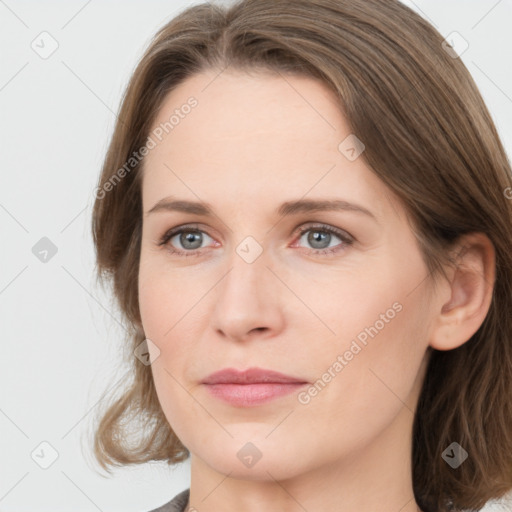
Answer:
[{"left": 203, "top": 382, "right": 308, "bottom": 407}]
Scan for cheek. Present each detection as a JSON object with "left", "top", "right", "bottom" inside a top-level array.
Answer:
[
  {"left": 294, "top": 293, "right": 430, "bottom": 465},
  {"left": 138, "top": 262, "right": 201, "bottom": 430},
  {"left": 138, "top": 254, "right": 202, "bottom": 341},
  {"left": 293, "top": 260, "right": 412, "bottom": 347},
  {"left": 305, "top": 244, "right": 431, "bottom": 409},
  {"left": 138, "top": 269, "right": 166, "bottom": 342},
  {"left": 138, "top": 257, "right": 217, "bottom": 390}
]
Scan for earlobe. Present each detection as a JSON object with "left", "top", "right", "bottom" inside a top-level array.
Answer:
[{"left": 429, "top": 233, "right": 495, "bottom": 351}]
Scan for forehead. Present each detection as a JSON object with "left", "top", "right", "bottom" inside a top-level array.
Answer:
[
  {"left": 147, "top": 69, "right": 346, "bottom": 152},
  {"left": 141, "top": 70, "right": 399, "bottom": 221}
]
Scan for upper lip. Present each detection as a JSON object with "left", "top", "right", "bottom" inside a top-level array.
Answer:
[{"left": 202, "top": 367, "right": 308, "bottom": 385}]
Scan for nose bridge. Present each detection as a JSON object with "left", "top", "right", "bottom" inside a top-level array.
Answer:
[
  {"left": 210, "top": 241, "right": 283, "bottom": 340},
  {"left": 218, "top": 243, "right": 269, "bottom": 310}
]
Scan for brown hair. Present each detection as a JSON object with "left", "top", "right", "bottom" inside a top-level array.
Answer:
[{"left": 89, "top": 1, "right": 512, "bottom": 510}]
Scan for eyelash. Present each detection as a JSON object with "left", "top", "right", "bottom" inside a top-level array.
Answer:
[{"left": 157, "top": 223, "right": 354, "bottom": 258}]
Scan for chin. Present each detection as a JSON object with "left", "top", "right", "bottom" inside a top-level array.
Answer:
[{"left": 194, "top": 439, "right": 312, "bottom": 481}]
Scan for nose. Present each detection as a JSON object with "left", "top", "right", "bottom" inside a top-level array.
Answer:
[{"left": 210, "top": 247, "right": 285, "bottom": 342}]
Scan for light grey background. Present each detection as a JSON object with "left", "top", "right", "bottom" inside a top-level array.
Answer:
[{"left": 1, "top": 1, "right": 511, "bottom": 511}]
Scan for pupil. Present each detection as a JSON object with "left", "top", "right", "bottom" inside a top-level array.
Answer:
[
  {"left": 182, "top": 232, "right": 201, "bottom": 249},
  {"left": 309, "top": 231, "right": 330, "bottom": 249}
]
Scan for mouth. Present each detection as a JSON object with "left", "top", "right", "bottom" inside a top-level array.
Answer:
[{"left": 201, "top": 367, "right": 309, "bottom": 407}]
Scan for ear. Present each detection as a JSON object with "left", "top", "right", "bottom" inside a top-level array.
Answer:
[{"left": 429, "top": 232, "right": 496, "bottom": 351}]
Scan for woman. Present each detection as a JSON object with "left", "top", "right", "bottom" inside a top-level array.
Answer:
[{"left": 90, "top": 0, "right": 512, "bottom": 511}]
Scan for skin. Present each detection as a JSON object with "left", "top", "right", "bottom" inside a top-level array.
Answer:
[{"left": 138, "top": 69, "right": 495, "bottom": 512}]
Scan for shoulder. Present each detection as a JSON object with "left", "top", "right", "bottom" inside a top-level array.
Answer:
[{"left": 146, "top": 488, "right": 190, "bottom": 512}]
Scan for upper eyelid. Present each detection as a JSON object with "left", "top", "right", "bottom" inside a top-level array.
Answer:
[{"left": 162, "top": 223, "right": 349, "bottom": 236}]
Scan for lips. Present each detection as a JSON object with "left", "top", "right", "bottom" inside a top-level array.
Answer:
[
  {"left": 202, "top": 367, "right": 308, "bottom": 385},
  {"left": 201, "top": 367, "right": 309, "bottom": 407}
]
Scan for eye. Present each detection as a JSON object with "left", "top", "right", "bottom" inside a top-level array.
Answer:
[
  {"left": 293, "top": 224, "right": 354, "bottom": 255},
  {"left": 158, "top": 224, "right": 216, "bottom": 257}
]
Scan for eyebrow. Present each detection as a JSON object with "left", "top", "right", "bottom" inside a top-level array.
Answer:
[{"left": 146, "top": 196, "right": 378, "bottom": 222}]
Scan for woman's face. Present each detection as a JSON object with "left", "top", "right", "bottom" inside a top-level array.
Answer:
[{"left": 138, "top": 69, "right": 436, "bottom": 481}]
